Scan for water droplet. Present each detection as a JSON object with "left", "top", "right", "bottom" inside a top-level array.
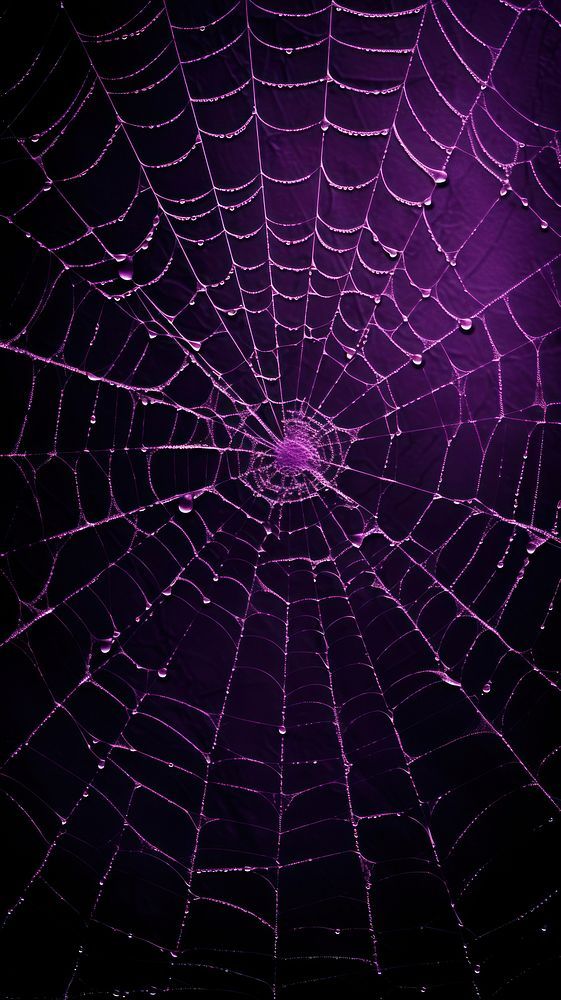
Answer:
[
  {"left": 278, "top": 724, "right": 286, "bottom": 735},
  {"left": 157, "top": 667, "right": 167, "bottom": 679},
  {"left": 459, "top": 318, "right": 473, "bottom": 332},
  {"left": 527, "top": 534, "right": 541, "bottom": 554},
  {"left": 411, "top": 354, "right": 423, "bottom": 367},
  {"left": 482, "top": 682, "right": 491, "bottom": 694},
  {"left": 443, "top": 674, "right": 462, "bottom": 688},
  {"left": 116, "top": 255, "right": 133, "bottom": 280},
  {"left": 178, "top": 494, "right": 193, "bottom": 513}
]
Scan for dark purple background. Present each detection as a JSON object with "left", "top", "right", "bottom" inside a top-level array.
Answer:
[{"left": 1, "top": 1, "right": 561, "bottom": 997}]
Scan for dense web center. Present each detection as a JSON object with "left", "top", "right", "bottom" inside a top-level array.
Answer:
[
  {"left": 240, "top": 404, "right": 351, "bottom": 503},
  {"left": 275, "top": 422, "right": 320, "bottom": 474}
]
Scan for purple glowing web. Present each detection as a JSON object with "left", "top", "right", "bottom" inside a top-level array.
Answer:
[{"left": 1, "top": 1, "right": 561, "bottom": 997}]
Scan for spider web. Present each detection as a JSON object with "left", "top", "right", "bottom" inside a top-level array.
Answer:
[{"left": 1, "top": 1, "right": 561, "bottom": 997}]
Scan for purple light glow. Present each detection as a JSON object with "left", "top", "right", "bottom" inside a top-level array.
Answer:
[{"left": 0, "top": 2, "right": 560, "bottom": 998}]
